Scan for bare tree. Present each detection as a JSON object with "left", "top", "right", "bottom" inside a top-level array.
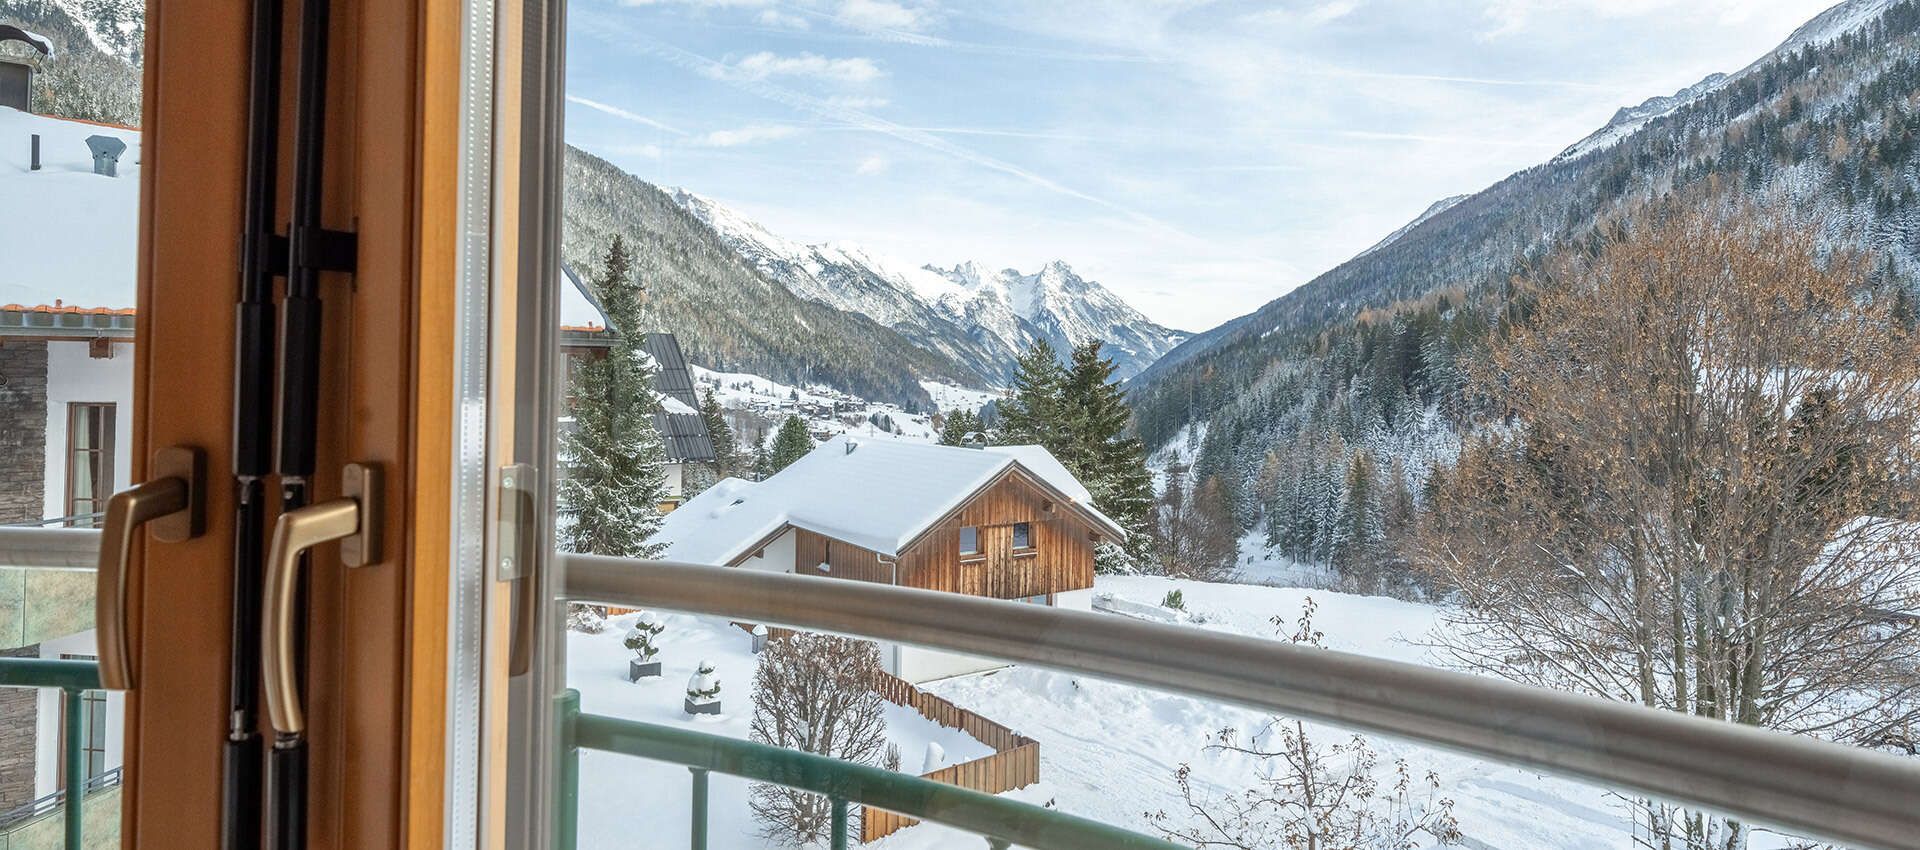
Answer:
[
  {"left": 1152, "top": 599, "right": 1463, "bottom": 850},
  {"left": 1414, "top": 202, "right": 1920, "bottom": 849},
  {"left": 1153, "top": 463, "right": 1241, "bottom": 581},
  {"left": 748, "top": 633, "right": 888, "bottom": 845}
]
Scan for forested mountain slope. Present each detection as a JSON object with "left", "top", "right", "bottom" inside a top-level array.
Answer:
[
  {"left": 0, "top": 0, "right": 141, "bottom": 125},
  {"left": 564, "top": 146, "right": 979, "bottom": 407},
  {"left": 1127, "top": 0, "right": 1920, "bottom": 586}
]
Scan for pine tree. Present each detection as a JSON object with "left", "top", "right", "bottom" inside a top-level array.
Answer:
[
  {"left": 1328, "top": 450, "right": 1383, "bottom": 574},
  {"left": 938, "top": 408, "right": 983, "bottom": 446},
  {"left": 996, "top": 339, "right": 1066, "bottom": 449},
  {"left": 767, "top": 415, "right": 814, "bottom": 474},
  {"left": 557, "top": 238, "right": 669, "bottom": 558},
  {"left": 1060, "top": 341, "right": 1157, "bottom": 572},
  {"left": 699, "top": 387, "right": 739, "bottom": 478}
]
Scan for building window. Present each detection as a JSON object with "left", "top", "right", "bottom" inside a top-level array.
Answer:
[
  {"left": 959, "top": 526, "right": 979, "bottom": 556},
  {"left": 59, "top": 653, "right": 107, "bottom": 783},
  {"left": 66, "top": 403, "right": 116, "bottom": 527},
  {"left": 1012, "top": 522, "right": 1032, "bottom": 550}
]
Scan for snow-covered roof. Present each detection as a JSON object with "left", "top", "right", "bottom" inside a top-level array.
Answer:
[
  {"left": 653, "top": 435, "right": 1123, "bottom": 565},
  {"left": 559, "top": 264, "right": 609, "bottom": 331},
  {"left": 0, "top": 107, "right": 140, "bottom": 313}
]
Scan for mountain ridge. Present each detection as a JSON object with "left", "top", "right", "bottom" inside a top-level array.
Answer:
[
  {"left": 1131, "top": 0, "right": 1914, "bottom": 395},
  {"left": 667, "top": 187, "right": 1187, "bottom": 383}
]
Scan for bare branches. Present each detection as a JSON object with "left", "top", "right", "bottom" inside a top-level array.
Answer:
[
  {"left": 1414, "top": 202, "right": 1920, "bottom": 849},
  {"left": 747, "top": 633, "right": 888, "bottom": 845}
]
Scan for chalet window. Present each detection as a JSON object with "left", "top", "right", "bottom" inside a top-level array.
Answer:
[
  {"left": 1012, "top": 522, "right": 1032, "bottom": 550},
  {"left": 959, "top": 526, "right": 980, "bottom": 556},
  {"left": 66, "top": 403, "right": 116, "bottom": 527}
]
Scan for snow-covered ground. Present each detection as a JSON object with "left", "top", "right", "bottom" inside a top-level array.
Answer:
[
  {"left": 572, "top": 610, "right": 993, "bottom": 849},
  {"left": 0, "top": 106, "right": 141, "bottom": 309},
  {"left": 572, "top": 574, "right": 1878, "bottom": 848},
  {"left": 914, "top": 578, "right": 1653, "bottom": 849}
]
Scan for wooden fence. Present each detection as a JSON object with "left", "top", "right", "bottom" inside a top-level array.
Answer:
[{"left": 860, "top": 671, "right": 1040, "bottom": 843}]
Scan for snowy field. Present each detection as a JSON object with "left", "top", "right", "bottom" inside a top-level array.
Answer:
[
  {"left": 571, "top": 610, "right": 993, "bottom": 850},
  {"left": 573, "top": 576, "right": 1856, "bottom": 848}
]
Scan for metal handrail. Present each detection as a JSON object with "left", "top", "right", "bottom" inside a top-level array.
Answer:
[
  {"left": 0, "top": 512, "right": 106, "bottom": 528},
  {"left": 561, "top": 554, "right": 1920, "bottom": 850},
  {"left": 0, "top": 767, "right": 123, "bottom": 829},
  {"left": 0, "top": 658, "right": 110, "bottom": 850},
  {"left": 560, "top": 690, "right": 1175, "bottom": 849},
  {"left": 0, "top": 527, "right": 102, "bottom": 569}
]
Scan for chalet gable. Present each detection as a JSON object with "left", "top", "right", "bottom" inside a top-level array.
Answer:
[{"left": 652, "top": 436, "right": 1123, "bottom": 567}]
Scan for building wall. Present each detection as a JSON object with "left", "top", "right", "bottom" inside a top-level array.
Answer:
[
  {"left": 41, "top": 340, "right": 135, "bottom": 521},
  {"left": 736, "top": 527, "right": 795, "bottom": 574},
  {"left": 894, "top": 471, "right": 1098, "bottom": 600},
  {"left": 0, "top": 341, "right": 48, "bottom": 523},
  {"left": 888, "top": 643, "right": 1004, "bottom": 684},
  {"left": 0, "top": 645, "right": 38, "bottom": 811},
  {"left": 34, "top": 630, "right": 123, "bottom": 799}
]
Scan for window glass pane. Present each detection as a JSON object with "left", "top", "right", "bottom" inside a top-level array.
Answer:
[
  {"left": 551, "top": 2, "right": 1920, "bottom": 848},
  {"left": 1, "top": 0, "right": 142, "bottom": 809}
]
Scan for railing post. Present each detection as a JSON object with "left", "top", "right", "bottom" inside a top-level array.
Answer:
[
  {"left": 688, "top": 767, "right": 709, "bottom": 850},
  {"left": 558, "top": 689, "right": 580, "bottom": 850},
  {"left": 830, "top": 798, "right": 848, "bottom": 850},
  {"left": 62, "top": 687, "right": 83, "bottom": 850}
]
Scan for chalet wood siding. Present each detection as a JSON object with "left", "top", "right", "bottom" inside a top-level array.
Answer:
[
  {"left": 793, "top": 529, "right": 895, "bottom": 583},
  {"left": 893, "top": 470, "right": 1096, "bottom": 600}
]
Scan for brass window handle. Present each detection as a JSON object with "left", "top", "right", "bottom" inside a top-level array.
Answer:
[
  {"left": 97, "top": 447, "right": 205, "bottom": 691},
  {"left": 261, "top": 463, "right": 380, "bottom": 737}
]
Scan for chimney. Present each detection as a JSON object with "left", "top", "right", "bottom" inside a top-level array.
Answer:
[
  {"left": 30, "top": 134, "right": 39, "bottom": 171},
  {"left": 85, "top": 135, "right": 127, "bottom": 177}
]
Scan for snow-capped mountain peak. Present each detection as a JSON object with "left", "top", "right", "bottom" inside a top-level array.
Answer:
[{"left": 662, "top": 190, "right": 1185, "bottom": 384}]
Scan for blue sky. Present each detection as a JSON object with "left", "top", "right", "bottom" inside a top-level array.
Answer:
[{"left": 565, "top": 0, "right": 1841, "bottom": 331}]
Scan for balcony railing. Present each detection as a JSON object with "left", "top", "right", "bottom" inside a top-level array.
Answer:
[
  {"left": 557, "top": 690, "right": 1179, "bottom": 849},
  {"left": 0, "top": 657, "right": 106, "bottom": 850},
  {"left": 560, "top": 554, "right": 1920, "bottom": 850}
]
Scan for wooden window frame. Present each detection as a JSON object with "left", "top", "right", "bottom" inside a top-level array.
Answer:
[
  {"left": 1011, "top": 521, "right": 1034, "bottom": 552},
  {"left": 958, "top": 525, "right": 982, "bottom": 561},
  {"left": 64, "top": 402, "right": 115, "bottom": 526}
]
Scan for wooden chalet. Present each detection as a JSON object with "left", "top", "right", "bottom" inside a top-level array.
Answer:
[{"left": 652, "top": 435, "right": 1124, "bottom": 681}]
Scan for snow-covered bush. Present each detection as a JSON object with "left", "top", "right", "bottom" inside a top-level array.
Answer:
[
  {"left": 920, "top": 741, "right": 947, "bottom": 774},
  {"left": 565, "top": 603, "right": 607, "bottom": 634},
  {"left": 624, "top": 611, "right": 664, "bottom": 660},
  {"left": 1161, "top": 589, "right": 1185, "bottom": 611},
  {"left": 685, "top": 661, "right": 721, "bottom": 707}
]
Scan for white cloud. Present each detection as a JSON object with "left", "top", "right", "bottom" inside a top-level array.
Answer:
[
  {"left": 705, "top": 51, "right": 885, "bottom": 83},
  {"left": 697, "top": 125, "right": 802, "bottom": 146},
  {"left": 565, "top": 95, "right": 686, "bottom": 135},
  {"left": 855, "top": 155, "right": 891, "bottom": 175},
  {"left": 1306, "top": 0, "right": 1363, "bottom": 24},
  {"left": 825, "top": 95, "right": 891, "bottom": 109},
  {"left": 757, "top": 8, "right": 811, "bottom": 29},
  {"left": 835, "top": 0, "right": 933, "bottom": 32}
]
